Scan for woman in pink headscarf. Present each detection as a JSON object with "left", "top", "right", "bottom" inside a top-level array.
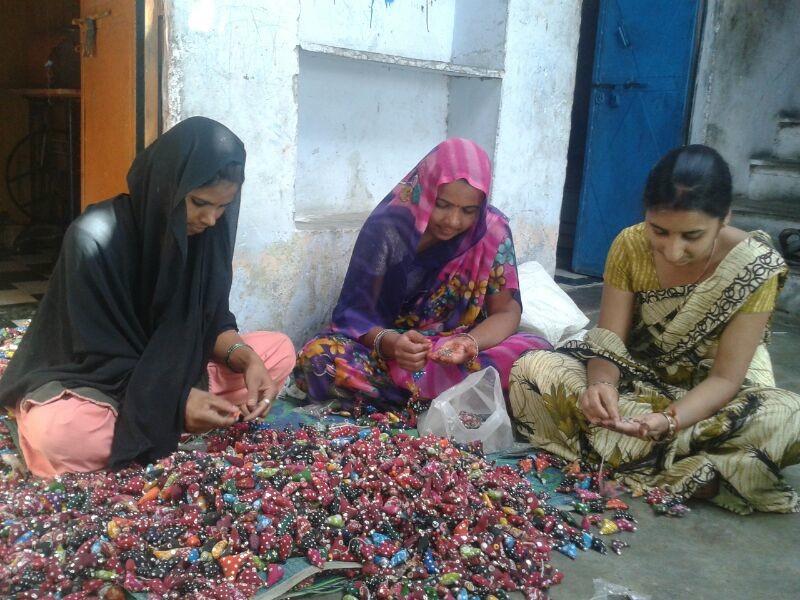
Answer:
[{"left": 294, "top": 139, "right": 551, "bottom": 417}]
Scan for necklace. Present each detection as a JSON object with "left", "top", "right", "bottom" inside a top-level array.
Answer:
[
  {"left": 652, "top": 236, "right": 720, "bottom": 288},
  {"left": 692, "top": 237, "right": 718, "bottom": 285}
]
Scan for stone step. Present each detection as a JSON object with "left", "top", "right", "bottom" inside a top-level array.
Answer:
[
  {"left": 775, "top": 117, "right": 800, "bottom": 160},
  {"left": 731, "top": 198, "right": 799, "bottom": 319},
  {"left": 732, "top": 194, "right": 799, "bottom": 244},
  {"left": 733, "top": 194, "right": 798, "bottom": 220},
  {"left": 747, "top": 158, "right": 800, "bottom": 203}
]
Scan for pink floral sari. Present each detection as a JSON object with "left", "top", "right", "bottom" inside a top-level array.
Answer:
[{"left": 295, "top": 139, "right": 550, "bottom": 414}]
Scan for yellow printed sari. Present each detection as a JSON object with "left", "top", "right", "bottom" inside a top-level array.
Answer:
[{"left": 509, "top": 232, "right": 800, "bottom": 514}]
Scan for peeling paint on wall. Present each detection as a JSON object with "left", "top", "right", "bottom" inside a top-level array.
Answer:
[{"left": 164, "top": 0, "right": 581, "bottom": 345}]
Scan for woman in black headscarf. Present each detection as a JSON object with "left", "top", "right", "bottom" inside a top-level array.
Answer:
[{"left": 0, "top": 117, "right": 295, "bottom": 477}]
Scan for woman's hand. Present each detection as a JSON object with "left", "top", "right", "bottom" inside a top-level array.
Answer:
[
  {"left": 391, "top": 330, "right": 431, "bottom": 372},
  {"left": 579, "top": 382, "right": 620, "bottom": 427},
  {"left": 632, "top": 412, "right": 670, "bottom": 440},
  {"left": 605, "top": 412, "right": 670, "bottom": 440},
  {"left": 240, "top": 360, "right": 279, "bottom": 421},
  {"left": 429, "top": 334, "right": 478, "bottom": 366},
  {"left": 185, "top": 388, "right": 240, "bottom": 433}
]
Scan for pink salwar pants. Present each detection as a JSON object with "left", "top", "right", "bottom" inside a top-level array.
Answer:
[{"left": 14, "top": 331, "right": 295, "bottom": 478}]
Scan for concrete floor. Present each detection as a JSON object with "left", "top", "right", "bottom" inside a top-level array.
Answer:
[
  {"left": 313, "top": 291, "right": 799, "bottom": 600},
  {"left": 550, "top": 285, "right": 800, "bottom": 600},
  {"left": 7, "top": 252, "right": 793, "bottom": 599},
  {"left": 550, "top": 475, "right": 800, "bottom": 599}
]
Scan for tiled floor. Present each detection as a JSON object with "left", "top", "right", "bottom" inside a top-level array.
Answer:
[{"left": 0, "top": 251, "right": 56, "bottom": 327}]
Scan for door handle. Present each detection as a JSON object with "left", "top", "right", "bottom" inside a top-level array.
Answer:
[
  {"left": 592, "top": 83, "right": 616, "bottom": 107},
  {"left": 592, "top": 82, "right": 644, "bottom": 108},
  {"left": 592, "top": 82, "right": 647, "bottom": 89}
]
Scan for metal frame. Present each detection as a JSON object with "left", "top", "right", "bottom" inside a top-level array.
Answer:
[{"left": 137, "top": 0, "right": 162, "bottom": 152}]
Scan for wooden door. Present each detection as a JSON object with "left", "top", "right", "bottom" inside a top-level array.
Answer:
[
  {"left": 572, "top": 0, "right": 702, "bottom": 275},
  {"left": 79, "top": 0, "right": 159, "bottom": 209},
  {"left": 79, "top": 0, "right": 136, "bottom": 208}
]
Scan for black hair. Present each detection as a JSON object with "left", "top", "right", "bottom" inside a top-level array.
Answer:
[
  {"left": 201, "top": 161, "right": 245, "bottom": 188},
  {"left": 643, "top": 145, "right": 732, "bottom": 219}
]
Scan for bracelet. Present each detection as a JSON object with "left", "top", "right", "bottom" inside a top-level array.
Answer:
[
  {"left": 649, "top": 411, "right": 677, "bottom": 442},
  {"left": 225, "top": 342, "right": 253, "bottom": 371},
  {"left": 373, "top": 328, "right": 394, "bottom": 360},
  {"left": 588, "top": 380, "right": 618, "bottom": 390},
  {"left": 661, "top": 410, "right": 677, "bottom": 441},
  {"left": 666, "top": 404, "right": 680, "bottom": 427},
  {"left": 457, "top": 332, "right": 480, "bottom": 363}
]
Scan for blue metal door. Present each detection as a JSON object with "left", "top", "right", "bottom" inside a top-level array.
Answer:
[{"left": 572, "top": 0, "right": 701, "bottom": 276}]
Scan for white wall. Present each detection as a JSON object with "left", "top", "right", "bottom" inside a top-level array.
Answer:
[
  {"left": 299, "top": 0, "right": 456, "bottom": 63},
  {"left": 164, "top": 0, "right": 300, "bottom": 234},
  {"left": 451, "top": 0, "right": 507, "bottom": 70},
  {"left": 690, "top": 0, "right": 800, "bottom": 194},
  {"left": 296, "top": 52, "right": 449, "bottom": 216},
  {"left": 492, "top": 0, "right": 582, "bottom": 271},
  {"left": 446, "top": 77, "right": 502, "bottom": 162},
  {"left": 164, "top": 0, "right": 581, "bottom": 345}
]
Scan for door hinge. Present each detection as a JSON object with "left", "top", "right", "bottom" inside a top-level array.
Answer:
[{"left": 72, "top": 11, "right": 111, "bottom": 57}]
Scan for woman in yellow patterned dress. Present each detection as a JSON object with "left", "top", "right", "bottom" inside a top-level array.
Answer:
[{"left": 509, "top": 145, "right": 800, "bottom": 514}]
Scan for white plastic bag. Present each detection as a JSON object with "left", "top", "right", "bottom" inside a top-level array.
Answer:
[
  {"left": 516, "top": 261, "right": 590, "bottom": 346},
  {"left": 417, "top": 367, "right": 514, "bottom": 454},
  {"left": 590, "top": 578, "right": 651, "bottom": 600}
]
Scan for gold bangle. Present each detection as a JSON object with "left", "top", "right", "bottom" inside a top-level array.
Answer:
[
  {"left": 667, "top": 405, "right": 680, "bottom": 428},
  {"left": 225, "top": 342, "right": 253, "bottom": 371},
  {"left": 373, "top": 328, "right": 394, "bottom": 360},
  {"left": 457, "top": 332, "right": 480, "bottom": 363},
  {"left": 649, "top": 411, "right": 676, "bottom": 442},
  {"left": 661, "top": 411, "right": 677, "bottom": 441}
]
